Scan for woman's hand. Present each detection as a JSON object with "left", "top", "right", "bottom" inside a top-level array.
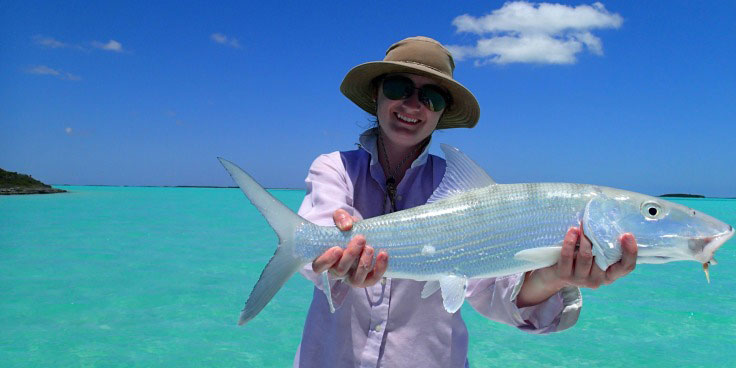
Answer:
[
  {"left": 517, "top": 226, "right": 638, "bottom": 307},
  {"left": 311, "top": 209, "right": 389, "bottom": 288}
]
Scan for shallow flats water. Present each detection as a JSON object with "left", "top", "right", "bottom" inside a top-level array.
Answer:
[{"left": 1, "top": 186, "right": 735, "bottom": 367}]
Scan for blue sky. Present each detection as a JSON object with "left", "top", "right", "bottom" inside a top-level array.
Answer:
[{"left": 1, "top": 1, "right": 734, "bottom": 197}]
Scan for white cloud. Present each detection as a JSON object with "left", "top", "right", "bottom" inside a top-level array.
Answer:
[
  {"left": 92, "top": 39, "right": 124, "bottom": 52},
  {"left": 25, "top": 65, "right": 81, "bottom": 81},
  {"left": 27, "top": 65, "right": 60, "bottom": 76},
  {"left": 65, "top": 127, "right": 73, "bottom": 135},
  {"left": 447, "top": 1, "right": 622, "bottom": 65},
  {"left": 33, "top": 35, "right": 69, "bottom": 49},
  {"left": 210, "top": 33, "right": 242, "bottom": 49},
  {"left": 211, "top": 33, "right": 227, "bottom": 44}
]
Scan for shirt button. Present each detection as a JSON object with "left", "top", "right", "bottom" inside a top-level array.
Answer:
[
  {"left": 374, "top": 324, "right": 382, "bottom": 332},
  {"left": 380, "top": 278, "right": 386, "bottom": 285},
  {"left": 397, "top": 195, "right": 402, "bottom": 201}
]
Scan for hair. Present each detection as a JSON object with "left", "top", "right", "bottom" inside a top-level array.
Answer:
[
  {"left": 358, "top": 75, "right": 383, "bottom": 129},
  {"left": 370, "top": 74, "right": 385, "bottom": 105}
]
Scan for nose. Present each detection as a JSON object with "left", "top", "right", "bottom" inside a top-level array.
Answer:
[{"left": 402, "top": 89, "right": 422, "bottom": 109}]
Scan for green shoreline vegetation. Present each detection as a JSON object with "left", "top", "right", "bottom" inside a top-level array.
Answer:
[
  {"left": 0, "top": 168, "right": 66, "bottom": 195},
  {"left": 659, "top": 193, "right": 706, "bottom": 198}
]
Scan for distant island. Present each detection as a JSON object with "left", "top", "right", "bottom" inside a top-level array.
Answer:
[
  {"left": 659, "top": 193, "right": 705, "bottom": 198},
  {"left": 0, "top": 168, "right": 66, "bottom": 195}
]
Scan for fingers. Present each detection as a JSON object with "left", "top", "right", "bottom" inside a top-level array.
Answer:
[
  {"left": 573, "top": 227, "right": 594, "bottom": 282},
  {"left": 362, "top": 251, "right": 389, "bottom": 287},
  {"left": 334, "top": 235, "right": 366, "bottom": 276},
  {"left": 557, "top": 225, "right": 636, "bottom": 290},
  {"left": 562, "top": 226, "right": 602, "bottom": 289},
  {"left": 327, "top": 209, "right": 387, "bottom": 287},
  {"left": 557, "top": 227, "right": 578, "bottom": 280},
  {"left": 312, "top": 246, "right": 343, "bottom": 273},
  {"left": 620, "top": 233, "right": 638, "bottom": 270},
  {"left": 587, "top": 265, "right": 606, "bottom": 289},
  {"left": 605, "top": 233, "right": 638, "bottom": 281},
  {"left": 333, "top": 209, "right": 355, "bottom": 231},
  {"left": 349, "top": 246, "right": 374, "bottom": 286},
  {"left": 315, "top": 207, "right": 388, "bottom": 289}
]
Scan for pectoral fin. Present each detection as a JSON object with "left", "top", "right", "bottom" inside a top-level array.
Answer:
[
  {"left": 513, "top": 247, "right": 562, "bottom": 267},
  {"left": 439, "top": 275, "right": 468, "bottom": 313},
  {"left": 421, "top": 280, "right": 441, "bottom": 298},
  {"left": 321, "top": 271, "right": 336, "bottom": 313}
]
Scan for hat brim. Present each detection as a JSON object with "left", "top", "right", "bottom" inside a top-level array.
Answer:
[{"left": 340, "top": 61, "right": 480, "bottom": 129}]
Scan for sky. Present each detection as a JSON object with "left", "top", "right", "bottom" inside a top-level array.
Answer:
[{"left": 1, "top": 1, "right": 735, "bottom": 197}]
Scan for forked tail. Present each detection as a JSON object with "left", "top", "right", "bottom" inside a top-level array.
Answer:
[{"left": 218, "top": 157, "right": 307, "bottom": 325}]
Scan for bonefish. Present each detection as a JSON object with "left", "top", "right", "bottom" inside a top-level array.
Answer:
[{"left": 219, "top": 144, "right": 734, "bottom": 325}]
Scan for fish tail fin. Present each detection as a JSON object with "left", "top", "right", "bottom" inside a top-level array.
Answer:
[{"left": 218, "top": 157, "right": 307, "bottom": 325}]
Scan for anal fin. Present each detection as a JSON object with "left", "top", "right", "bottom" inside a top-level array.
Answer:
[{"left": 439, "top": 275, "right": 468, "bottom": 313}]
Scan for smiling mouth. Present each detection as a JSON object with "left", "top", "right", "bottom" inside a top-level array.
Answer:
[{"left": 395, "top": 112, "right": 420, "bottom": 125}]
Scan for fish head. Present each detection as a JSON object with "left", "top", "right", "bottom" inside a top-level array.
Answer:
[{"left": 583, "top": 188, "right": 734, "bottom": 270}]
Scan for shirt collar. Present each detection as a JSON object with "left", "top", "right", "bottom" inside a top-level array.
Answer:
[{"left": 358, "top": 127, "right": 432, "bottom": 169}]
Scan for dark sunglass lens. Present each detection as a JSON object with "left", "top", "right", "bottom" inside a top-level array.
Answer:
[
  {"left": 419, "top": 86, "right": 447, "bottom": 112},
  {"left": 382, "top": 76, "right": 413, "bottom": 100}
]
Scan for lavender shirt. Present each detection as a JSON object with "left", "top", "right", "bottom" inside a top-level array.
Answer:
[{"left": 294, "top": 129, "right": 582, "bottom": 368}]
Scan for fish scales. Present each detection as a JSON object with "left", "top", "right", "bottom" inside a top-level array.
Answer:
[
  {"left": 294, "top": 183, "right": 594, "bottom": 279},
  {"left": 218, "top": 145, "right": 733, "bottom": 325}
]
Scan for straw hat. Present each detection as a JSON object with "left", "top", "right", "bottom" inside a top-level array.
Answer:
[{"left": 340, "top": 36, "right": 480, "bottom": 129}]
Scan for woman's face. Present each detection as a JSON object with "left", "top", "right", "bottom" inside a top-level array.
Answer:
[{"left": 376, "top": 73, "right": 445, "bottom": 150}]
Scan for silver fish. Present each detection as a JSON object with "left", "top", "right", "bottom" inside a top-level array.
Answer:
[{"left": 219, "top": 144, "right": 734, "bottom": 325}]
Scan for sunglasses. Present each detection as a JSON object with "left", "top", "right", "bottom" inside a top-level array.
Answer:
[{"left": 381, "top": 75, "right": 449, "bottom": 112}]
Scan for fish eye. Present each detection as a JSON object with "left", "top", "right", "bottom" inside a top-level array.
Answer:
[{"left": 641, "top": 201, "right": 665, "bottom": 220}]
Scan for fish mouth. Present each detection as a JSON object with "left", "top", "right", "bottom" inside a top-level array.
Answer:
[{"left": 695, "top": 225, "right": 734, "bottom": 263}]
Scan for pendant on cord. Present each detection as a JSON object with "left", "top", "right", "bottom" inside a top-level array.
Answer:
[{"left": 386, "top": 176, "right": 397, "bottom": 212}]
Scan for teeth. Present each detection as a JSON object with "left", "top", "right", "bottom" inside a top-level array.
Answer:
[{"left": 397, "top": 113, "right": 418, "bottom": 123}]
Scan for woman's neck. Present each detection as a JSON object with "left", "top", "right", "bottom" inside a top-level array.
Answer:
[{"left": 377, "top": 131, "right": 427, "bottom": 184}]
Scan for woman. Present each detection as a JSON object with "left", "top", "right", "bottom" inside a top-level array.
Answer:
[{"left": 294, "top": 36, "right": 638, "bottom": 367}]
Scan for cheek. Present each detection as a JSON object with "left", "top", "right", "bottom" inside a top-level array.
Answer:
[
  {"left": 425, "top": 112, "right": 442, "bottom": 129},
  {"left": 376, "top": 98, "right": 396, "bottom": 119}
]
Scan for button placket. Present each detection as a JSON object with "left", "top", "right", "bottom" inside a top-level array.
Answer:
[{"left": 359, "top": 279, "right": 391, "bottom": 367}]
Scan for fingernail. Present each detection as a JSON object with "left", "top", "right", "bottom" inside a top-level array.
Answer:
[
  {"left": 361, "top": 250, "right": 373, "bottom": 269},
  {"left": 337, "top": 213, "right": 347, "bottom": 227}
]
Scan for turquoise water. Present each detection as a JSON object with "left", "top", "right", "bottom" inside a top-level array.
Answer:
[{"left": 1, "top": 187, "right": 735, "bottom": 367}]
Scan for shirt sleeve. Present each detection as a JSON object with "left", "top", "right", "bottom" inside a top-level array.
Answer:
[
  {"left": 296, "top": 152, "right": 357, "bottom": 309},
  {"left": 465, "top": 274, "right": 582, "bottom": 334}
]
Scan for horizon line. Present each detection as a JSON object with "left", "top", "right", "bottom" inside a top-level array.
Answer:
[
  {"left": 51, "top": 184, "right": 303, "bottom": 190},
  {"left": 47, "top": 184, "right": 736, "bottom": 199}
]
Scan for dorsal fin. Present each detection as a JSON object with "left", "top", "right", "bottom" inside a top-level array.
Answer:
[{"left": 427, "top": 144, "right": 497, "bottom": 203}]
